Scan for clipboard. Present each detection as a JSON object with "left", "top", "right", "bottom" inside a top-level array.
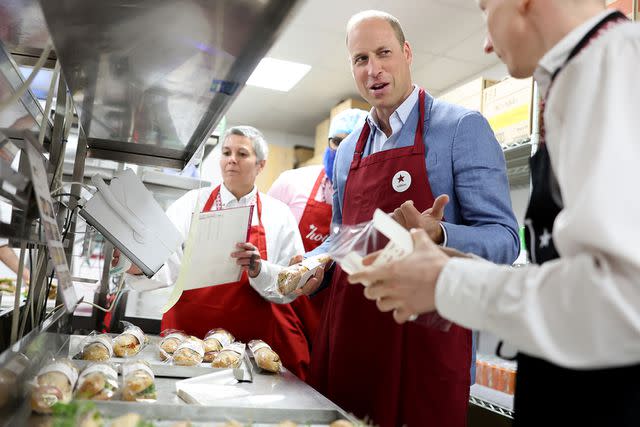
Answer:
[{"left": 162, "top": 204, "right": 253, "bottom": 313}]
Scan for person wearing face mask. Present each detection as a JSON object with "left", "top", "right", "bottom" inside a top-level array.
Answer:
[
  {"left": 268, "top": 108, "right": 368, "bottom": 345},
  {"left": 140, "top": 126, "right": 310, "bottom": 378},
  {"left": 348, "top": 1, "right": 640, "bottom": 426},
  {"left": 294, "top": 10, "right": 519, "bottom": 427}
]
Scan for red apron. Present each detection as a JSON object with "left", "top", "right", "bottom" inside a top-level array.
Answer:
[
  {"left": 161, "top": 186, "right": 310, "bottom": 379},
  {"left": 309, "top": 89, "right": 471, "bottom": 427},
  {"left": 291, "top": 169, "right": 332, "bottom": 348}
]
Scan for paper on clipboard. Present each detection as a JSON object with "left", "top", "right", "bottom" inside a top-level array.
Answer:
[{"left": 162, "top": 205, "right": 253, "bottom": 313}]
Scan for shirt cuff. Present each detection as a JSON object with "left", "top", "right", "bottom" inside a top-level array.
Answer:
[
  {"left": 439, "top": 222, "right": 448, "bottom": 247},
  {"left": 249, "top": 262, "right": 294, "bottom": 304},
  {"left": 434, "top": 257, "right": 494, "bottom": 330}
]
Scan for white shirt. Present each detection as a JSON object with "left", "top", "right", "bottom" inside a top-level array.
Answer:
[
  {"left": 268, "top": 165, "right": 333, "bottom": 223},
  {"left": 435, "top": 15, "right": 640, "bottom": 369},
  {"left": 367, "top": 85, "right": 419, "bottom": 154},
  {"left": 155, "top": 184, "right": 305, "bottom": 303}
]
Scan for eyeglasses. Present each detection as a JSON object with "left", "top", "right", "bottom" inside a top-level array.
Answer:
[{"left": 328, "top": 136, "right": 344, "bottom": 147}]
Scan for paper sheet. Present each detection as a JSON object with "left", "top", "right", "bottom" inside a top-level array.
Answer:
[{"left": 162, "top": 205, "right": 253, "bottom": 313}]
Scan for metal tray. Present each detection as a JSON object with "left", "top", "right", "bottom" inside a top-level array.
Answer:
[{"left": 68, "top": 334, "right": 235, "bottom": 378}]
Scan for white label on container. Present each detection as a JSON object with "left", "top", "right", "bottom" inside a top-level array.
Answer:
[
  {"left": 122, "top": 326, "right": 145, "bottom": 345},
  {"left": 224, "top": 342, "right": 246, "bottom": 356},
  {"left": 85, "top": 335, "right": 114, "bottom": 357},
  {"left": 210, "top": 332, "right": 232, "bottom": 348},
  {"left": 122, "top": 362, "right": 154, "bottom": 379},
  {"left": 248, "top": 341, "right": 270, "bottom": 354},
  {"left": 79, "top": 364, "right": 117, "bottom": 381},
  {"left": 176, "top": 340, "right": 205, "bottom": 358},
  {"left": 163, "top": 333, "right": 186, "bottom": 343},
  {"left": 39, "top": 362, "right": 78, "bottom": 387}
]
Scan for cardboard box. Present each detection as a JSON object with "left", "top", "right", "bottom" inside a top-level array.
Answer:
[
  {"left": 330, "top": 98, "right": 370, "bottom": 121},
  {"left": 439, "top": 77, "right": 496, "bottom": 113},
  {"left": 294, "top": 145, "right": 314, "bottom": 168},
  {"left": 606, "top": 0, "right": 633, "bottom": 17},
  {"left": 482, "top": 77, "right": 534, "bottom": 146},
  {"left": 314, "top": 118, "right": 330, "bottom": 157}
]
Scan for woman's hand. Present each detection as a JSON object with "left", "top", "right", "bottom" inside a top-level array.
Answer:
[{"left": 231, "top": 242, "right": 262, "bottom": 278}]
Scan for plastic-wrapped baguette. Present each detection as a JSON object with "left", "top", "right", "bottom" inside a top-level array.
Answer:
[
  {"left": 211, "top": 342, "right": 245, "bottom": 368},
  {"left": 249, "top": 339, "right": 282, "bottom": 373}
]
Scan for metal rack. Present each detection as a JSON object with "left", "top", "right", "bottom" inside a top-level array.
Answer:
[
  {"left": 0, "top": 1, "right": 348, "bottom": 424},
  {"left": 469, "top": 384, "right": 514, "bottom": 420}
]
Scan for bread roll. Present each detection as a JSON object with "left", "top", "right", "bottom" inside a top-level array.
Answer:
[
  {"left": 30, "top": 359, "right": 78, "bottom": 414},
  {"left": 113, "top": 325, "right": 146, "bottom": 357},
  {"left": 249, "top": 340, "right": 282, "bottom": 373},
  {"left": 173, "top": 336, "right": 205, "bottom": 366},
  {"left": 203, "top": 328, "right": 234, "bottom": 362},
  {"left": 211, "top": 342, "right": 245, "bottom": 368}
]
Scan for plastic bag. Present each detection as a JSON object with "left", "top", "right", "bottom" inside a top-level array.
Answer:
[
  {"left": 203, "top": 328, "right": 235, "bottom": 363},
  {"left": 113, "top": 321, "right": 148, "bottom": 357},
  {"left": 78, "top": 332, "right": 113, "bottom": 361},
  {"left": 172, "top": 336, "right": 205, "bottom": 366},
  {"left": 260, "top": 254, "right": 332, "bottom": 304},
  {"left": 121, "top": 360, "right": 156, "bottom": 402},
  {"left": 74, "top": 363, "right": 118, "bottom": 400},
  {"left": 328, "top": 210, "right": 453, "bottom": 332},
  {"left": 158, "top": 329, "right": 187, "bottom": 361},
  {"left": 211, "top": 342, "right": 245, "bottom": 368},
  {"left": 248, "top": 339, "right": 281, "bottom": 373},
  {"left": 30, "top": 357, "right": 78, "bottom": 413}
]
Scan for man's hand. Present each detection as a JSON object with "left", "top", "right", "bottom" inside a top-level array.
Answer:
[
  {"left": 231, "top": 242, "right": 262, "bottom": 278},
  {"left": 347, "top": 229, "right": 450, "bottom": 323},
  {"left": 288, "top": 254, "right": 326, "bottom": 296},
  {"left": 111, "top": 249, "right": 142, "bottom": 275},
  {"left": 391, "top": 194, "right": 449, "bottom": 244},
  {"left": 294, "top": 264, "right": 325, "bottom": 297}
]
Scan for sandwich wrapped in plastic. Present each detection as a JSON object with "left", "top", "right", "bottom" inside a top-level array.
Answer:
[
  {"left": 276, "top": 254, "right": 332, "bottom": 296},
  {"left": 158, "top": 329, "right": 187, "bottom": 361},
  {"left": 203, "top": 328, "right": 234, "bottom": 363},
  {"left": 121, "top": 360, "right": 156, "bottom": 402},
  {"left": 211, "top": 342, "right": 245, "bottom": 368},
  {"left": 30, "top": 358, "right": 78, "bottom": 414},
  {"left": 74, "top": 363, "right": 118, "bottom": 400},
  {"left": 328, "top": 212, "right": 452, "bottom": 332},
  {"left": 248, "top": 340, "right": 282, "bottom": 373},
  {"left": 113, "top": 322, "right": 147, "bottom": 357},
  {"left": 79, "top": 333, "right": 113, "bottom": 362},
  {"left": 173, "top": 336, "right": 205, "bottom": 366}
]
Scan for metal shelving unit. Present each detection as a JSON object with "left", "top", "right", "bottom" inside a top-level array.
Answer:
[
  {"left": 504, "top": 139, "right": 533, "bottom": 188},
  {"left": 470, "top": 384, "right": 514, "bottom": 420}
]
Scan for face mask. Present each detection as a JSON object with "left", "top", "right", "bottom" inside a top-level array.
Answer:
[{"left": 323, "top": 147, "right": 336, "bottom": 183}]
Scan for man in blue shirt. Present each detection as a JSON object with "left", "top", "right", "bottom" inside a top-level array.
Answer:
[{"left": 300, "top": 10, "right": 519, "bottom": 427}]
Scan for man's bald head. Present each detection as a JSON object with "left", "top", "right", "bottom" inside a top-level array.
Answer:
[{"left": 346, "top": 10, "right": 405, "bottom": 46}]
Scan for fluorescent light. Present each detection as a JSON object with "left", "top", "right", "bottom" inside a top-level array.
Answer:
[{"left": 247, "top": 58, "right": 311, "bottom": 92}]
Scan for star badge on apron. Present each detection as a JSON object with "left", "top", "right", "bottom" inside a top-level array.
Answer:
[{"left": 392, "top": 170, "right": 411, "bottom": 193}]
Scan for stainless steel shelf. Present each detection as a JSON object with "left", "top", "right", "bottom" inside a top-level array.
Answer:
[
  {"left": 503, "top": 140, "right": 532, "bottom": 188},
  {"left": 469, "top": 384, "right": 514, "bottom": 419}
]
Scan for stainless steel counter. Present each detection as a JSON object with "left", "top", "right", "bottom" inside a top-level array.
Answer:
[{"left": 1, "top": 323, "right": 356, "bottom": 426}]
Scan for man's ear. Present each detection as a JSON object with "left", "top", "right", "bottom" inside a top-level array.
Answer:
[
  {"left": 404, "top": 41, "right": 413, "bottom": 65},
  {"left": 256, "top": 159, "right": 266, "bottom": 173}
]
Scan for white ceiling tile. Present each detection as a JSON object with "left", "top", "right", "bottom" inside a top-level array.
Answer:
[{"left": 224, "top": 0, "right": 503, "bottom": 137}]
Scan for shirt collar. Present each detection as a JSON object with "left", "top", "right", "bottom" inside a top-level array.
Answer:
[
  {"left": 367, "top": 84, "right": 419, "bottom": 133},
  {"left": 219, "top": 183, "right": 257, "bottom": 206},
  {"left": 534, "top": 10, "right": 615, "bottom": 95}
]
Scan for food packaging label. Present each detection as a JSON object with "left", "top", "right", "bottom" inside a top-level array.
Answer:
[
  {"left": 79, "top": 364, "right": 117, "bottom": 380},
  {"left": 248, "top": 340, "right": 270, "bottom": 354},
  {"left": 123, "top": 326, "right": 146, "bottom": 345},
  {"left": 177, "top": 340, "right": 205, "bottom": 358},
  {"left": 122, "top": 362, "right": 153, "bottom": 379},
  {"left": 208, "top": 332, "right": 232, "bottom": 348},
  {"left": 39, "top": 362, "right": 78, "bottom": 387},
  {"left": 223, "top": 342, "right": 246, "bottom": 356},
  {"left": 85, "top": 335, "right": 114, "bottom": 357}
]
